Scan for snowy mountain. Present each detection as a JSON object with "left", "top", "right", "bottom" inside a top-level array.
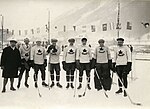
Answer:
[{"left": 52, "top": 0, "right": 150, "bottom": 41}]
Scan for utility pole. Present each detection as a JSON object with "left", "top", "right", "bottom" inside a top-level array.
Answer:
[
  {"left": 0, "top": 15, "right": 4, "bottom": 50},
  {"left": 116, "top": 0, "right": 121, "bottom": 38},
  {"left": 48, "top": 10, "right": 50, "bottom": 45}
]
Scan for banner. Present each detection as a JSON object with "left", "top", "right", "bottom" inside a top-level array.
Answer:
[
  {"left": 6, "top": 29, "right": 9, "bottom": 34},
  {"left": 37, "top": 28, "right": 40, "bottom": 33},
  {"left": 19, "top": 30, "right": 21, "bottom": 35},
  {"left": 116, "top": 23, "right": 121, "bottom": 30},
  {"left": 102, "top": 24, "right": 107, "bottom": 31},
  {"left": 63, "top": 25, "right": 66, "bottom": 32},
  {"left": 82, "top": 25, "right": 86, "bottom": 33},
  {"left": 31, "top": 29, "right": 34, "bottom": 34},
  {"left": 25, "top": 30, "right": 28, "bottom": 35},
  {"left": 127, "top": 21, "right": 132, "bottom": 30},
  {"left": 142, "top": 22, "right": 149, "bottom": 28},
  {"left": 73, "top": 26, "right": 76, "bottom": 31},
  {"left": 91, "top": 25, "right": 96, "bottom": 32},
  {"left": 12, "top": 30, "right": 14, "bottom": 35}
]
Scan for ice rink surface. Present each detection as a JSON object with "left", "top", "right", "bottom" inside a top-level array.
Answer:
[{"left": 0, "top": 54, "right": 150, "bottom": 109}]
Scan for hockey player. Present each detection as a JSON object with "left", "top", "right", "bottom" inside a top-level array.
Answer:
[
  {"left": 62, "top": 38, "right": 77, "bottom": 89},
  {"left": 17, "top": 38, "right": 32, "bottom": 89},
  {"left": 76, "top": 38, "right": 92, "bottom": 90},
  {"left": 1, "top": 39, "right": 21, "bottom": 93},
  {"left": 112, "top": 38, "right": 132, "bottom": 97},
  {"left": 94, "top": 39, "right": 112, "bottom": 91},
  {"left": 30, "top": 38, "right": 48, "bottom": 88},
  {"left": 47, "top": 39, "right": 62, "bottom": 88}
]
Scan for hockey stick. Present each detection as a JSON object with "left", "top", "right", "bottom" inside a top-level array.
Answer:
[
  {"left": 115, "top": 73, "right": 142, "bottom": 106},
  {"left": 94, "top": 69, "right": 108, "bottom": 98},
  {"left": 35, "top": 80, "right": 42, "bottom": 98},
  {"left": 34, "top": 72, "right": 42, "bottom": 97},
  {"left": 37, "top": 86, "right": 42, "bottom": 97},
  {"left": 111, "top": 71, "right": 117, "bottom": 85},
  {"left": 78, "top": 78, "right": 88, "bottom": 98},
  {"left": 48, "top": 63, "right": 51, "bottom": 90},
  {"left": 73, "top": 69, "right": 78, "bottom": 97}
]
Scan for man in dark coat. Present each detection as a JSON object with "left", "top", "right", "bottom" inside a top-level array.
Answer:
[{"left": 1, "top": 39, "right": 21, "bottom": 93}]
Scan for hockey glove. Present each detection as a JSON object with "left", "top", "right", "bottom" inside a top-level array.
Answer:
[
  {"left": 30, "top": 60, "right": 34, "bottom": 68},
  {"left": 108, "top": 59, "right": 112, "bottom": 70},
  {"left": 62, "top": 61, "right": 66, "bottom": 71},
  {"left": 24, "top": 62, "right": 30, "bottom": 70},
  {"left": 126, "top": 62, "right": 132, "bottom": 74},
  {"left": 21, "top": 58, "right": 26, "bottom": 65},
  {"left": 90, "top": 58, "right": 96, "bottom": 69},
  {"left": 52, "top": 47, "right": 57, "bottom": 53},
  {"left": 112, "top": 63, "right": 116, "bottom": 72},
  {"left": 76, "top": 60, "right": 81, "bottom": 70},
  {"left": 18, "top": 67, "right": 21, "bottom": 71},
  {"left": 44, "top": 59, "right": 47, "bottom": 68},
  {"left": 47, "top": 45, "right": 55, "bottom": 53}
]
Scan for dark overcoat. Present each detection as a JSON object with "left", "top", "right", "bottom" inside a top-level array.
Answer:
[{"left": 1, "top": 46, "right": 21, "bottom": 78}]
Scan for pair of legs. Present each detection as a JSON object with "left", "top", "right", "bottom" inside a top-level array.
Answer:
[
  {"left": 17, "top": 65, "right": 30, "bottom": 88},
  {"left": 65, "top": 63, "right": 75, "bottom": 88},
  {"left": 95, "top": 63, "right": 111, "bottom": 91},
  {"left": 34, "top": 64, "right": 48, "bottom": 88},
  {"left": 2, "top": 78, "right": 16, "bottom": 93},
  {"left": 116, "top": 65, "right": 128, "bottom": 97},
  {"left": 78, "top": 63, "right": 91, "bottom": 90},
  {"left": 49, "top": 63, "right": 62, "bottom": 88}
]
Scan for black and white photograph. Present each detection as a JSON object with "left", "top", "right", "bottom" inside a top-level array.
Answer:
[{"left": 0, "top": 0, "right": 150, "bottom": 109}]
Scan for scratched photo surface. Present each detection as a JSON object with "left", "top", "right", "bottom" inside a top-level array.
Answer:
[{"left": 0, "top": 0, "right": 150, "bottom": 109}]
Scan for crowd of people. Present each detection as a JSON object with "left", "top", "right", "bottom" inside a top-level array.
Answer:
[{"left": 0, "top": 37, "right": 132, "bottom": 97}]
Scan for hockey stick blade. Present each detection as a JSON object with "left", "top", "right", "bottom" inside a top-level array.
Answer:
[
  {"left": 78, "top": 92, "right": 85, "bottom": 98},
  {"left": 78, "top": 94, "right": 85, "bottom": 98},
  {"left": 115, "top": 73, "right": 142, "bottom": 106},
  {"left": 95, "top": 69, "right": 109, "bottom": 98},
  {"left": 78, "top": 95, "right": 82, "bottom": 97},
  {"left": 104, "top": 92, "right": 109, "bottom": 98},
  {"left": 132, "top": 102, "right": 142, "bottom": 106},
  {"left": 39, "top": 93, "right": 42, "bottom": 97},
  {"left": 37, "top": 87, "right": 42, "bottom": 98}
]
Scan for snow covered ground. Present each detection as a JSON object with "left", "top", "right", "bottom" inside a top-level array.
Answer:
[{"left": 0, "top": 54, "right": 150, "bottom": 109}]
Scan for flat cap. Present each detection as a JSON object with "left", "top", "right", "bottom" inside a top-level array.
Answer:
[
  {"left": 98, "top": 39, "right": 105, "bottom": 43},
  {"left": 24, "top": 38, "right": 30, "bottom": 42},
  {"left": 68, "top": 38, "right": 75, "bottom": 42},
  {"left": 51, "top": 38, "right": 58, "bottom": 42},
  {"left": 117, "top": 38, "right": 124, "bottom": 41},
  {"left": 36, "top": 38, "right": 42, "bottom": 42},
  {"left": 9, "top": 37, "right": 17, "bottom": 43},
  {"left": 10, "top": 40, "right": 17, "bottom": 43},
  {"left": 81, "top": 38, "right": 87, "bottom": 42}
]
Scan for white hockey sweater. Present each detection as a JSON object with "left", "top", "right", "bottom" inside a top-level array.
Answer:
[
  {"left": 94, "top": 46, "right": 111, "bottom": 63},
  {"left": 47, "top": 45, "right": 61, "bottom": 64},
  {"left": 76, "top": 45, "right": 92, "bottom": 63},
  {"left": 19, "top": 44, "right": 31, "bottom": 61},
  {"left": 113, "top": 45, "right": 131, "bottom": 66},
  {"left": 30, "top": 45, "right": 46, "bottom": 65},
  {"left": 63, "top": 45, "right": 77, "bottom": 63}
]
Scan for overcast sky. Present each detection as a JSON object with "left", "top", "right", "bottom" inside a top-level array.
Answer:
[{"left": 0, "top": 0, "right": 88, "bottom": 30}]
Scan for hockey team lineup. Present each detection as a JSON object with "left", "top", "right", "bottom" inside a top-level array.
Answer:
[{"left": 0, "top": 37, "right": 142, "bottom": 107}]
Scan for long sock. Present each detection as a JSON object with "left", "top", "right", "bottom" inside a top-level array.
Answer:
[
  {"left": 50, "top": 74, "right": 54, "bottom": 81},
  {"left": 3, "top": 78, "right": 8, "bottom": 89},
  {"left": 56, "top": 75, "right": 60, "bottom": 81},
  {"left": 79, "top": 76, "right": 82, "bottom": 83},
  {"left": 10, "top": 78, "right": 14, "bottom": 88},
  {"left": 25, "top": 71, "right": 29, "bottom": 84}
]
